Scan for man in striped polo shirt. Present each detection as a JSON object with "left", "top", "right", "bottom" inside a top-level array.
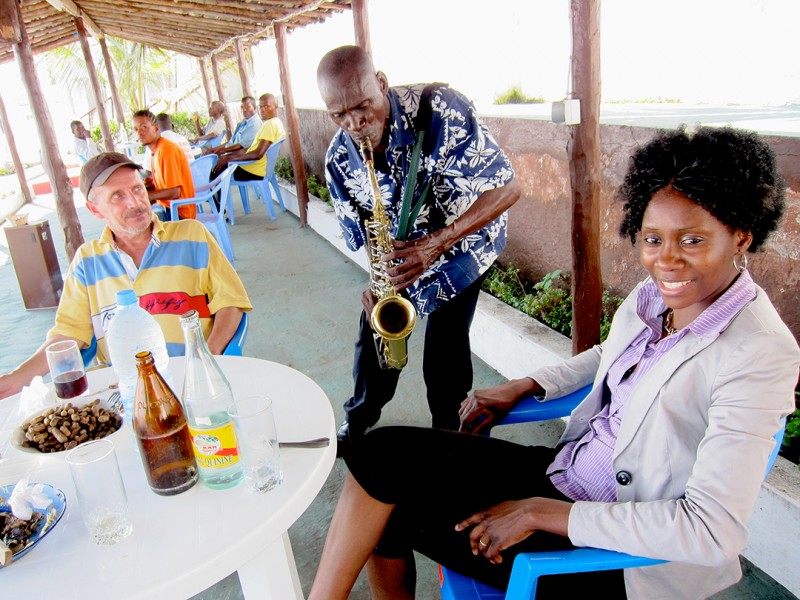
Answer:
[{"left": 0, "top": 152, "right": 252, "bottom": 400}]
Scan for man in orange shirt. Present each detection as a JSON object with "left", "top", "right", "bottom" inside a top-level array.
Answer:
[{"left": 133, "top": 109, "right": 196, "bottom": 220}]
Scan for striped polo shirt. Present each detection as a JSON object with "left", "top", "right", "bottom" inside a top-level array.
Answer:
[
  {"left": 548, "top": 271, "right": 756, "bottom": 502},
  {"left": 48, "top": 216, "right": 252, "bottom": 363}
]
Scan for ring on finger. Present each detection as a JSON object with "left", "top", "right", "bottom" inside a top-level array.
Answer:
[{"left": 478, "top": 537, "right": 490, "bottom": 548}]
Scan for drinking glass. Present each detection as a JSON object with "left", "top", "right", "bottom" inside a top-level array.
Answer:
[
  {"left": 227, "top": 396, "right": 283, "bottom": 493},
  {"left": 66, "top": 439, "right": 133, "bottom": 545},
  {"left": 45, "top": 340, "right": 87, "bottom": 399}
]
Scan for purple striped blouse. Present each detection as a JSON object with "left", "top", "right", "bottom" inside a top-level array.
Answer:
[{"left": 547, "top": 271, "right": 756, "bottom": 502}]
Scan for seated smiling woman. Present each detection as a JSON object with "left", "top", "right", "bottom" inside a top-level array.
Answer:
[{"left": 308, "top": 127, "right": 800, "bottom": 600}]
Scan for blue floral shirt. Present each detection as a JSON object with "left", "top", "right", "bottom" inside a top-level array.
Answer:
[{"left": 325, "top": 84, "right": 515, "bottom": 316}]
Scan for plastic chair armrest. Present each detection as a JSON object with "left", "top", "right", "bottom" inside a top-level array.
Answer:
[
  {"left": 506, "top": 549, "right": 666, "bottom": 599},
  {"left": 497, "top": 385, "right": 591, "bottom": 426}
]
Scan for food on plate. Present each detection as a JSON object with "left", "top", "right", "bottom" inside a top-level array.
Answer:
[
  {"left": 19, "top": 399, "right": 121, "bottom": 453},
  {"left": 0, "top": 510, "right": 43, "bottom": 564}
]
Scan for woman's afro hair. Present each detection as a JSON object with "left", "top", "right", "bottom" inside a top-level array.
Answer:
[{"left": 618, "top": 126, "right": 786, "bottom": 252}]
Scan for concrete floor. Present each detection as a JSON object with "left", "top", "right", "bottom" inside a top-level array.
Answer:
[{"left": 0, "top": 190, "right": 794, "bottom": 599}]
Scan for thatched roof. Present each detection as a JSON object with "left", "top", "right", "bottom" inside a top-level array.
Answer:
[{"left": 0, "top": 0, "right": 352, "bottom": 63}]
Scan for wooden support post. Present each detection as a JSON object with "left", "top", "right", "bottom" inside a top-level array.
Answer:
[
  {"left": 198, "top": 57, "right": 213, "bottom": 107},
  {"left": 75, "top": 17, "right": 113, "bottom": 152},
  {"left": 568, "top": 0, "right": 602, "bottom": 355},
  {"left": 98, "top": 36, "right": 125, "bottom": 131},
  {"left": 0, "top": 92, "right": 34, "bottom": 204},
  {"left": 351, "top": 0, "right": 372, "bottom": 57},
  {"left": 235, "top": 39, "right": 252, "bottom": 98},
  {"left": 0, "top": 0, "right": 84, "bottom": 260},
  {"left": 274, "top": 22, "right": 309, "bottom": 226},
  {"left": 210, "top": 54, "right": 233, "bottom": 136}
]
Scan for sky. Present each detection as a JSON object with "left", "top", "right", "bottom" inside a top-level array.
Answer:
[
  {"left": 1, "top": 0, "right": 799, "bottom": 165},
  {"left": 251, "top": 0, "right": 800, "bottom": 110}
]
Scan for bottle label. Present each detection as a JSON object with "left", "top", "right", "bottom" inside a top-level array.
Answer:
[{"left": 188, "top": 422, "right": 240, "bottom": 469}]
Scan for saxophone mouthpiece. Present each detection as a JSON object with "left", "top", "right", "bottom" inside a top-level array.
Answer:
[{"left": 360, "top": 138, "right": 374, "bottom": 164}]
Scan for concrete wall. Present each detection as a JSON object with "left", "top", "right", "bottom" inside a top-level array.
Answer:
[{"left": 291, "top": 109, "right": 800, "bottom": 340}]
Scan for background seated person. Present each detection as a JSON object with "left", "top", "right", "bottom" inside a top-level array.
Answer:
[
  {"left": 189, "top": 100, "right": 227, "bottom": 149},
  {"left": 71, "top": 120, "right": 99, "bottom": 163},
  {"left": 0, "top": 152, "right": 252, "bottom": 401},
  {"left": 140, "top": 113, "right": 195, "bottom": 171},
  {"left": 203, "top": 96, "right": 261, "bottom": 157},
  {"left": 308, "top": 127, "right": 800, "bottom": 600},
  {"left": 133, "top": 109, "right": 195, "bottom": 220},
  {"left": 210, "top": 93, "right": 284, "bottom": 185}
]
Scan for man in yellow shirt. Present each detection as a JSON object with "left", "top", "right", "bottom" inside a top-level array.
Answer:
[{"left": 212, "top": 93, "right": 285, "bottom": 183}]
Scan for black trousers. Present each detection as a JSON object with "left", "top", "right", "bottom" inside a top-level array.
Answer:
[
  {"left": 344, "top": 273, "right": 487, "bottom": 433},
  {"left": 346, "top": 426, "right": 626, "bottom": 597}
]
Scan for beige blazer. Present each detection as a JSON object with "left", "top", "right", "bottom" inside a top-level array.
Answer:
[{"left": 530, "top": 281, "right": 799, "bottom": 599}]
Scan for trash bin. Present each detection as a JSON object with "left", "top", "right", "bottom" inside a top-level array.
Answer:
[{"left": 5, "top": 220, "right": 64, "bottom": 310}]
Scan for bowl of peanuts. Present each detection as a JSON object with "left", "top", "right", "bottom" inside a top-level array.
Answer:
[{"left": 12, "top": 397, "right": 123, "bottom": 455}]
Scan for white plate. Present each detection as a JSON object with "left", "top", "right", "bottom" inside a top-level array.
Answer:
[{"left": 12, "top": 395, "right": 123, "bottom": 456}]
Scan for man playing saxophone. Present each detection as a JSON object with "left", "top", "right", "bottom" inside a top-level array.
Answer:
[{"left": 317, "top": 45, "right": 520, "bottom": 454}]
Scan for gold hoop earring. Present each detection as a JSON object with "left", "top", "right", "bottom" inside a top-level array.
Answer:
[{"left": 733, "top": 253, "right": 748, "bottom": 273}]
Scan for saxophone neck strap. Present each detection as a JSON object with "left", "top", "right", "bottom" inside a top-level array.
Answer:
[{"left": 396, "top": 83, "right": 445, "bottom": 241}]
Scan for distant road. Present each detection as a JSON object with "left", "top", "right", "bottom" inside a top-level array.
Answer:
[{"left": 479, "top": 103, "right": 800, "bottom": 138}]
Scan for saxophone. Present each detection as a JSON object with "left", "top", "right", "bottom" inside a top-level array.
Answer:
[{"left": 360, "top": 138, "right": 417, "bottom": 370}]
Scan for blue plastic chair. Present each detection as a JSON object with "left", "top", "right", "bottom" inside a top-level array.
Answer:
[
  {"left": 229, "top": 138, "right": 286, "bottom": 222},
  {"left": 190, "top": 154, "right": 218, "bottom": 189},
  {"left": 439, "top": 385, "right": 787, "bottom": 599},
  {"left": 221, "top": 312, "right": 248, "bottom": 356},
  {"left": 169, "top": 165, "right": 237, "bottom": 267},
  {"left": 81, "top": 311, "right": 249, "bottom": 367},
  {"left": 192, "top": 131, "right": 225, "bottom": 151}
]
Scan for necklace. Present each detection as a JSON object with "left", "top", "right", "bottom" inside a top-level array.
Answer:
[{"left": 663, "top": 309, "right": 678, "bottom": 336}]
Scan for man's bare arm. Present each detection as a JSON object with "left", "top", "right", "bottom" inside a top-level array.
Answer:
[
  {"left": 385, "top": 179, "right": 521, "bottom": 289},
  {"left": 206, "top": 307, "right": 244, "bottom": 355},
  {"left": 0, "top": 334, "right": 85, "bottom": 400}
]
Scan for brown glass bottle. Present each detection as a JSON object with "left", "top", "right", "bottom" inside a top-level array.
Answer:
[{"left": 133, "top": 351, "right": 198, "bottom": 496}]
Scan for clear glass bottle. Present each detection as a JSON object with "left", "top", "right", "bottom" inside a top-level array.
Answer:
[
  {"left": 180, "top": 310, "right": 243, "bottom": 489},
  {"left": 133, "top": 351, "right": 198, "bottom": 496}
]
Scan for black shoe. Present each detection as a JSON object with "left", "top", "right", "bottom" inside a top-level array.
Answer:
[{"left": 336, "top": 420, "right": 369, "bottom": 458}]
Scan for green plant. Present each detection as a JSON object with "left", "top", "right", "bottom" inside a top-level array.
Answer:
[
  {"left": 781, "top": 390, "right": 800, "bottom": 466},
  {"left": 307, "top": 175, "right": 332, "bottom": 205},
  {"left": 493, "top": 86, "right": 545, "bottom": 105},
  {"left": 275, "top": 156, "right": 295, "bottom": 184},
  {"left": 481, "top": 264, "right": 623, "bottom": 342},
  {"left": 90, "top": 120, "right": 120, "bottom": 144},
  {"left": 170, "top": 111, "right": 196, "bottom": 139}
]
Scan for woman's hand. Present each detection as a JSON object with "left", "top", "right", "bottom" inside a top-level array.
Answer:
[
  {"left": 455, "top": 498, "right": 572, "bottom": 564},
  {"left": 458, "top": 378, "right": 542, "bottom": 434}
]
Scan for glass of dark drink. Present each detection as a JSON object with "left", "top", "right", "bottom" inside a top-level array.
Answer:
[{"left": 46, "top": 340, "right": 88, "bottom": 399}]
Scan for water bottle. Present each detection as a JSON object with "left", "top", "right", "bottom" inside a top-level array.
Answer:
[
  {"left": 107, "top": 289, "right": 172, "bottom": 423},
  {"left": 180, "top": 309, "right": 243, "bottom": 489}
]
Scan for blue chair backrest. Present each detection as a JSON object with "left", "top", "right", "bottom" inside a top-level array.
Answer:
[
  {"left": 265, "top": 138, "right": 286, "bottom": 179},
  {"left": 208, "top": 132, "right": 225, "bottom": 148},
  {"left": 190, "top": 154, "right": 218, "bottom": 188},
  {"left": 222, "top": 312, "right": 248, "bottom": 356}
]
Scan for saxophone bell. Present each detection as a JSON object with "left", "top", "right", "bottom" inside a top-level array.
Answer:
[{"left": 371, "top": 294, "right": 417, "bottom": 370}]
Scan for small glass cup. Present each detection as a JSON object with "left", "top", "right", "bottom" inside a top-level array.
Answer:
[
  {"left": 45, "top": 340, "right": 87, "bottom": 399},
  {"left": 228, "top": 396, "right": 283, "bottom": 493},
  {"left": 66, "top": 439, "right": 133, "bottom": 545}
]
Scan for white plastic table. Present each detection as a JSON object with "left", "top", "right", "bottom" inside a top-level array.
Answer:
[{"left": 0, "top": 356, "right": 335, "bottom": 599}]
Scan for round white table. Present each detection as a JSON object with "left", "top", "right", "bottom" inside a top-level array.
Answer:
[{"left": 0, "top": 356, "right": 335, "bottom": 599}]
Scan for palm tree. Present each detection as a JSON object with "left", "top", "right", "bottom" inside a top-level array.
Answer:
[{"left": 40, "top": 37, "right": 175, "bottom": 120}]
